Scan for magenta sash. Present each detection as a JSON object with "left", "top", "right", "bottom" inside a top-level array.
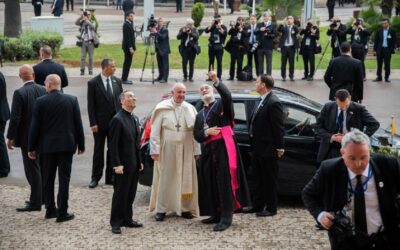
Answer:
[{"left": 205, "top": 126, "right": 241, "bottom": 209}]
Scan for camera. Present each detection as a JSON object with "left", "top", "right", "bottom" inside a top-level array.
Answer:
[
  {"left": 83, "top": 11, "right": 88, "bottom": 17},
  {"left": 354, "top": 18, "right": 363, "bottom": 27},
  {"left": 330, "top": 21, "right": 339, "bottom": 29},
  {"left": 306, "top": 22, "right": 317, "bottom": 31},
  {"left": 329, "top": 212, "right": 354, "bottom": 244},
  {"left": 250, "top": 42, "right": 259, "bottom": 53},
  {"left": 147, "top": 14, "right": 157, "bottom": 31}
]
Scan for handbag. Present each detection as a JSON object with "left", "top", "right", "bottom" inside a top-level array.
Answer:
[
  {"left": 194, "top": 44, "right": 201, "bottom": 55},
  {"left": 314, "top": 43, "right": 322, "bottom": 54}
]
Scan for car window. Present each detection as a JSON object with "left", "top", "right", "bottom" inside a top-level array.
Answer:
[
  {"left": 283, "top": 105, "right": 317, "bottom": 136},
  {"left": 233, "top": 102, "right": 246, "bottom": 124}
]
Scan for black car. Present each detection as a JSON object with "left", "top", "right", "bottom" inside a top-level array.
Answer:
[{"left": 139, "top": 87, "right": 397, "bottom": 196}]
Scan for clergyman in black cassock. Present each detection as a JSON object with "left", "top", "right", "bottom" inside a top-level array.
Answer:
[
  {"left": 193, "top": 71, "right": 251, "bottom": 232},
  {"left": 109, "top": 91, "right": 142, "bottom": 234}
]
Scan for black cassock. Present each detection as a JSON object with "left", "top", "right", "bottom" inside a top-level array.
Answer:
[{"left": 194, "top": 82, "right": 251, "bottom": 217}]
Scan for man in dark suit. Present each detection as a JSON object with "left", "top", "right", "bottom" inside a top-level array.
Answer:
[
  {"left": 151, "top": 17, "right": 171, "bottom": 83},
  {"left": 109, "top": 90, "right": 143, "bottom": 234},
  {"left": 255, "top": 12, "right": 276, "bottom": 76},
  {"left": 0, "top": 71, "right": 10, "bottom": 178},
  {"left": 122, "top": 0, "right": 134, "bottom": 17},
  {"left": 303, "top": 129, "right": 400, "bottom": 249},
  {"left": 326, "top": 0, "right": 335, "bottom": 21},
  {"left": 121, "top": 11, "right": 136, "bottom": 85},
  {"left": 32, "top": 0, "right": 43, "bottom": 16},
  {"left": 51, "top": 0, "right": 63, "bottom": 17},
  {"left": 327, "top": 18, "right": 347, "bottom": 58},
  {"left": 300, "top": 19, "right": 319, "bottom": 81},
  {"left": 243, "top": 74, "right": 284, "bottom": 217},
  {"left": 177, "top": 18, "right": 199, "bottom": 82},
  {"left": 346, "top": 19, "right": 370, "bottom": 79},
  {"left": 324, "top": 42, "right": 364, "bottom": 103},
  {"left": 316, "top": 89, "right": 379, "bottom": 165},
  {"left": 278, "top": 16, "right": 299, "bottom": 81},
  {"left": 66, "top": 0, "right": 73, "bottom": 11},
  {"left": 7, "top": 65, "right": 46, "bottom": 211},
  {"left": 33, "top": 45, "right": 68, "bottom": 89},
  {"left": 246, "top": 15, "right": 259, "bottom": 77},
  {"left": 373, "top": 18, "right": 397, "bottom": 83},
  {"left": 87, "top": 59, "right": 123, "bottom": 188},
  {"left": 28, "top": 74, "right": 85, "bottom": 223},
  {"left": 227, "top": 17, "right": 248, "bottom": 81}
]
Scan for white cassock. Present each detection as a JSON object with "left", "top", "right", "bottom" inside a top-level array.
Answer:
[{"left": 149, "top": 98, "right": 201, "bottom": 216}]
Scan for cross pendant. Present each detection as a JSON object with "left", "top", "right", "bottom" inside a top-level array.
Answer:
[{"left": 175, "top": 123, "right": 181, "bottom": 132}]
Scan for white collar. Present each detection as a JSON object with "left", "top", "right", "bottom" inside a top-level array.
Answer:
[{"left": 101, "top": 73, "right": 111, "bottom": 82}]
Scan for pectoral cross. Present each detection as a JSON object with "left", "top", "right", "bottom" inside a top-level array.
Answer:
[{"left": 175, "top": 123, "right": 181, "bottom": 132}]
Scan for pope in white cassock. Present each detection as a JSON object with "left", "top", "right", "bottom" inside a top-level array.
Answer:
[{"left": 149, "top": 83, "right": 201, "bottom": 222}]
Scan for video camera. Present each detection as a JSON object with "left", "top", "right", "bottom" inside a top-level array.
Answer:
[
  {"left": 306, "top": 22, "right": 317, "bottom": 31},
  {"left": 147, "top": 14, "right": 157, "bottom": 31},
  {"left": 330, "top": 20, "right": 340, "bottom": 29}
]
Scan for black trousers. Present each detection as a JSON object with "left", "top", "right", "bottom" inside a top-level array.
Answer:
[
  {"left": 156, "top": 53, "right": 169, "bottom": 81},
  {"left": 302, "top": 48, "right": 315, "bottom": 77},
  {"left": 327, "top": 4, "right": 334, "bottom": 20},
  {"left": 122, "top": 51, "right": 133, "bottom": 81},
  {"left": 252, "top": 155, "right": 279, "bottom": 213},
  {"left": 91, "top": 130, "right": 113, "bottom": 183},
  {"left": 208, "top": 47, "right": 224, "bottom": 79},
  {"left": 42, "top": 152, "right": 73, "bottom": 216},
  {"left": 332, "top": 46, "right": 341, "bottom": 58},
  {"left": 182, "top": 48, "right": 196, "bottom": 79},
  {"left": 257, "top": 49, "right": 273, "bottom": 76},
  {"left": 33, "top": 4, "right": 42, "bottom": 16},
  {"left": 229, "top": 51, "right": 244, "bottom": 79},
  {"left": 21, "top": 148, "right": 42, "bottom": 207},
  {"left": 281, "top": 46, "right": 295, "bottom": 79},
  {"left": 376, "top": 48, "right": 392, "bottom": 79},
  {"left": 66, "top": 0, "right": 74, "bottom": 11},
  {"left": 176, "top": 0, "right": 182, "bottom": 12},
  {"left": 247, "top": 48, "right": 259, "bottom": 76},
  {"left": 110, "top": 169, "right": 139, "bottom": 227},
  {"left": 0, "top": 121, "right": 10, "bottom": 175},
  {"left": 351, "top": 47, "right": 366, "bottom": 78}
]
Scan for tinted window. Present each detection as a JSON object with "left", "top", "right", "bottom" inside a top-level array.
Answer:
[{"left": 283, "top": 105, "right": 316, "bottom": 136}]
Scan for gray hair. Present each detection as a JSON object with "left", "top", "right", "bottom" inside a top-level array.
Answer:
[
  {"left": 186, "top": 18, "right": 194, "bottom": 24},
  {"left": 263, "top": 11, "right": 271, "bottom": 17},
  {"left": 171, "top": 82, "right": 186, "bottom": 92},
  {"left": 341, "top": 129, "right": 371, "bottom": 148}
]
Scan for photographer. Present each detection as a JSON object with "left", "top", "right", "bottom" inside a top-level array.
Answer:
[
  {"left": 246, "top": 15, "right": 259, "bottom": 77},
  {"left": 278, "top": 16, "right": 299, "bottom": 81},
  {"left": 255, "top": 11, "right": 276, "bottom": 76},
  {"left": 177, "top": 18, "right": 199, "bottom": 82},
  {"left": 75, "top": 11, "right": 98, "bottom": 76},
  {"left": 226, "top": 17, "right": 248, "bottom": 80},
  {"left": 150, "top": 17, "right": 171, "bottom": 83},
  {"left": 327, "top": 18, "right": 347, "bottom": 58},
  {"left": 121, "top": 11, "right": 136, "bottom": 85},
  {"left": 346, "top": 19, "right": 370, "bottom": 79},
  {"left": 205, "top": 14, "right": 227, "bottom": 80},
  {"left": 303, "top": 129, "right": 400, "bottom": 250},
  {"left": 300, "top": 19, "right": 319, "bottom": 81}
]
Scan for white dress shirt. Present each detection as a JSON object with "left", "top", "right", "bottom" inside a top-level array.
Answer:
[{"left": 100, "top": 74, "right": 113, "bottom": 93}]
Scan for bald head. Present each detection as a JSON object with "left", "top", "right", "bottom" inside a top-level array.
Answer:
[
  {"left": 44, "top": 74, "right": 62, "bottom": 92},
  {"left": 171, "top": 83, "right": 186, "bottom": 104},
  {"left": 19, "top": 64, "right": 35, "bottom": 82}
]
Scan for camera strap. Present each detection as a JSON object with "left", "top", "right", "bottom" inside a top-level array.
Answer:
[{"left": 347, "top": 166, "right": 372, "bottom": 196}]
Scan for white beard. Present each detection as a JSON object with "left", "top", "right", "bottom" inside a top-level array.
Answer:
[{"left": 202, "top": 93, "right": 215, "bottom": 106}]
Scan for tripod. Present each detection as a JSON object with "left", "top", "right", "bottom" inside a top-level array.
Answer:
[
  {"left": 140, "top": 35, "right": 156, "bottom": 84},
  {"left": 315, "top": 40, "right": 331, "bottom": 73}
]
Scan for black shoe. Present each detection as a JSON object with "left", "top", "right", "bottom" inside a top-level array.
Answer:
[
  {"left": 307, "top": 76, "right": 313, "bottom": 81},
  {"left": 122, "top": 80, "right": 133, "bottom": 85},
  {"left": 0, "top": 172, "right": 8, "bottom": 178},
  {"left": 290, "top": 77, "right": 295, "bottom": 81},
  {"left": 256, "top": 210, "right": 277, "bottom": 217},
  {"left": 301, "top": 77, "right": 307, "bottom": 80},
  {"left": 80, "top": 70, "right": 84, "bottom": 76},
  {"left": 155, "top": 77, "right": 162, "bottom": 81},
  {"left": 112, "top": 226, "right": 121, "bottom": 234},
  {"left": 227, "top": 77, "right": 234, "bottom": 81},
  {"left": 89, "top": 180, "right": 98, "bottom": 189},
  {"left": 242, "top": 207, "right": 261, "bottom": 214},
  {"left": 159, "top": 79, "right": 167, "bottom": 83},
  {"left": 213, "top": 217, "right": 232, "bottom": 232},
  {"left": 124, "top": 220, "right": 143, "bottom": 228},
  {"left": 373, "top": 77, "right": 382, "bottom": 82},
  {"left": 201, "top": 216, "right": 220, "bottom": 224},
  {"left": 385, "top": 78, "right": 391, "bottom": 83},
  {"left": 181, "top": 211, "right": 194, "bottom": 219},
  {"left": 155, "top": 213, "right": 166, "bottom": 222},
  {"left": 189, "top": 78, "right": 194, "bottom": 82},
  {"left": 16, "top": 204, "right": 41, "bottom": 212},
  {"left": 282, "top": 77, "right": 286, "bottom": 81},
  {"left": 56, "top": 212, "right": 75, "bottom": 223},
  {"left": 45, "top": 208, "right": 57, "bottom": 219},
  {"left": 183, "top": 77, "right": 188, "bottom": 82}
]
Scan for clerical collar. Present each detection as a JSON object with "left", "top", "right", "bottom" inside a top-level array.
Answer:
[
  {"left": 347, "top": 163, "right": 370, "bottom": 180},
  {"left": 122, "top": 108, "right": 134, "bottom": 115},
  {"left": 171, "top": 98, "right": 182, "bottom": 106}
]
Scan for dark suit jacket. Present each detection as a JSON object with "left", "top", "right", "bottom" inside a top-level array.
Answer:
[
  {"left": 227, "top": 26, "right": 249, "bottom": 54},
  {"left": 122, "top": 0, "right": 134, "bottom": 13},
  {"left": 346, "top": 27, "right": 370, "bottom": 49},
  {"left": 255, "top": 22, "right": 276, "bottom": 50},
  {"left": 87, "top": 75, "right": 123, "bottom": 132},
  {"left": 278, "top": 24, "right": 299, "bottom": 49},
  {"left": 28, "top": 90, "right": 85, "bottom": 154},
  {"left": 0, "top": 72, "right": 10, "bottom": 122},
  {"left": 300, "top": 27, "right": 320, "bottom": 50},
  {"left": 122, "top": 20, "right": 136, "bottom": 52},
  {"left": 249, "top": 91, "right": 284, "bottom": 158},
  {"left": 32, "top": 0, "right": 43, "bottom": 4},
  {"left": 316, "top": 101, "right": 380, "bottom": 162},
  {"left": 33, "top": 59, "right": 68, "bottom": 88},
  {"left": 7, "top": 81, "right": 46, "bottom": 148},
  {"left": 177, "top": 27, "right": 199, "bottom": 52},
  {"left": 205, "top": 24, "right": 228, "bottom": 47},
  {"left": 374, "top": 27, "right": 397, "bottom": 53},
  {"left": 324, "top": 55, "right": 364, "bottom": 102},
  {"left": 302, "top": 155, "right": 400, "bottom": 242},
  {"left": 52, "top": 0, "right": 63, "bottom": 16},
  {"left": 327, "top": 23, "right": 347, "bottom": 48},
  {"left": 155, "top": 27, "right": 171, "bottom": 56},
  {"left": 108, "top": 109, "right": 141, "bottom": 172}
]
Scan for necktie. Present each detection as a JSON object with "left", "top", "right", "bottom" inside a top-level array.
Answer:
[
  {"left": 106, "top": 78, "right": 113, "bottom": 103},
  {"left": 337, "top": 110, "right": 344, "bottom": 133},
  {"left": 286, "top": 26, "right": 292, "bottom": 44},
  {"left": 354, "top": 175, "right": 368, "bottom": 238},
  {"left": 250, "top": 25, "right": 255, "bottom": 44}
]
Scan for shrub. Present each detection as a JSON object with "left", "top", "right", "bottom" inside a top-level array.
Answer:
[{"left": 191, "top": 3, "right": 205, "bottom": 28}]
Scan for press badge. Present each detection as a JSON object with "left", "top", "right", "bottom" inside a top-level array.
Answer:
[{"left": 305, "top": 38, "right": 311, "bottom": 46}]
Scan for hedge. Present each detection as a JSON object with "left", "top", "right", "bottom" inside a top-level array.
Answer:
[{"left": 0, "top": 30, "right": 63, "bottom": 61}]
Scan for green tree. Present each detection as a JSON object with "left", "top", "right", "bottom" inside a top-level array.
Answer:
[{"left": 4, "top": 0, "right": 22, "bottom": 37}]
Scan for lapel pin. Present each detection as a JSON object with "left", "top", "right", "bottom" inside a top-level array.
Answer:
[{"left": 378, "top": 181, "right": 384, "bottom": 188}]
